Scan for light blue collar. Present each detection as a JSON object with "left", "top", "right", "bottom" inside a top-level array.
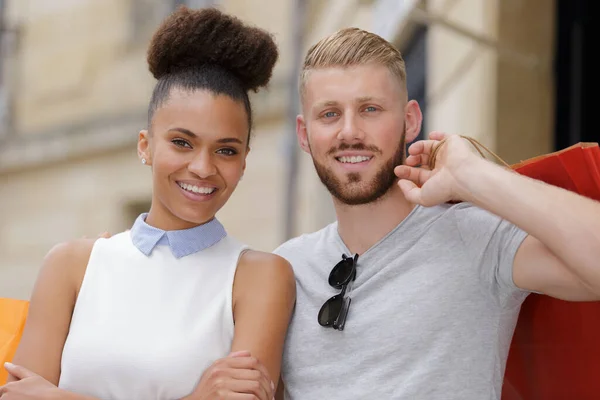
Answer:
[{"left": 130, "top": 213, "right": 226, "bottom": 258}]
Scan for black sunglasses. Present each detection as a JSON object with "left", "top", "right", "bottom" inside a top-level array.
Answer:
[{"left": 317, "top": 253, "right": 359, "bottom": 331}]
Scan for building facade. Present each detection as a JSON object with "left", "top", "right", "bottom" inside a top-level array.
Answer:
[{"left": 0, "top": 0, "right": 583, "bottom": 299}]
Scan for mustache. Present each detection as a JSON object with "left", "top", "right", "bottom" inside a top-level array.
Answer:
[{"left": 326, "top": 143, "right": 382, "bottom": 156}]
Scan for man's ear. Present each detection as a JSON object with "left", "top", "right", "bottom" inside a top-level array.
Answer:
[
  {"left": 404, "top": 100, "right": 423, "bottom": 144},
  {"left": 296, "top": 115, "right": 311, "bottom": 154}
]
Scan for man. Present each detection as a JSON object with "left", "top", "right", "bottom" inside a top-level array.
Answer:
[{"left": 273, "top": 27, "right": 600, "bottom": 399}]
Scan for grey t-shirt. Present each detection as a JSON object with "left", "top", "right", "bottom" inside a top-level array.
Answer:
[{"left": 274, "top": 202, "right": 530, "bottom": 400}]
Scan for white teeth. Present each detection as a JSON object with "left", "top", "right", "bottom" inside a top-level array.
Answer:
[
  {"left": 178, "top": 183, "right": 215, "bottom": 194},
  {"left": 338, "top": 156, "right": 371, "bottom": 164}
]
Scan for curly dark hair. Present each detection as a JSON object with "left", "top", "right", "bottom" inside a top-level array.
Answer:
[{"left": 146, "top": 6, "right": 279, "bottom": 140}]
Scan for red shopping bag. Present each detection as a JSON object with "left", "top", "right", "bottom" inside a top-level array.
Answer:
[
  {"left": 502, "top": 142, "right": 600, "bottom": 400},
  {"left": 511, "top": 142, "right": 600, "bottom": 200}
]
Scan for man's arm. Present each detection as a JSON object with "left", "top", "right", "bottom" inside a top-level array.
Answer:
[
  {"left": 395, "top": 132, "right": 600, "bottom": 301},
  {"left": 459, "top": 156, "right": 600, "bottom": 300}
]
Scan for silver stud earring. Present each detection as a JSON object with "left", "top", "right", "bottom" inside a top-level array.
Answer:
[{"left": 141, "top": 158, "right": 147, "bottom": 165}]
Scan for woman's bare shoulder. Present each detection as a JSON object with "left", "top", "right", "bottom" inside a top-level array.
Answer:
[
  {"left": 40, "top": 238, "right": 98, "bottom": 296},
  {"left": 237, "top": 250, "right": 295, "bottom": 292}
]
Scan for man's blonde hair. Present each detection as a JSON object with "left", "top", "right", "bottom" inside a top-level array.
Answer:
[{"left": 300, "top": 27, "right": 407, "bottom": 96}]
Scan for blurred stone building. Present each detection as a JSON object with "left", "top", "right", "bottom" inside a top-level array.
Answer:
[{"left": 0, "top": 0, "right": 591, "bottom": 299}]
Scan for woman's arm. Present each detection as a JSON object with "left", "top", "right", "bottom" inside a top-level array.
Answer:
[
  {"left": 1, "top": 239, "right": 101, "bottom": 400},
  {"left": 231, "top": 250, "right": 296, "bottom": 391},
  {"left": 8, "top": 239, "right": 93, "bottom": 385}
]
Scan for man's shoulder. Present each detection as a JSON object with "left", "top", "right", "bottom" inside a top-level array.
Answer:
[
  {"left": 273, "top": 222, "right": 336, "bottom": 259},
  {"left": 426, "top": 202, "right": 521, "bottom": 251},
  {"left": 422, "top": 201, "right": 500, "bottom": 223},
  {"left": 402, "top": 203, "right": 506, "bottom": 245},
  {"left": 442, "top": 201, "right": 505, "bottom": 225}
]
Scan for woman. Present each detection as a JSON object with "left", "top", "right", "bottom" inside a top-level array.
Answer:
[{"left": 0, "top": 6, "right": 295, "bottom": 400}]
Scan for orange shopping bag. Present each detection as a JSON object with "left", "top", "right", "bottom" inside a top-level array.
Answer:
[
  {"left": 0, "top": 298, "right": 29, "bottom": 385},
  {"left": 501, "top": 142, "right": 600, "bottom": 400}
]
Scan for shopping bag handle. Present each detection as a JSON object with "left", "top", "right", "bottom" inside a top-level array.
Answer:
[{"left": 428, "top": 135, "right": 512, "bottom": 170}]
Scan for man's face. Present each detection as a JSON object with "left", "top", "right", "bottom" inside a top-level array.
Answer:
[{"left": 298, "top": 63, "right": 421, "bottom": 205}]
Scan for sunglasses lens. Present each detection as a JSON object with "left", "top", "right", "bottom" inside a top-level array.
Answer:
[
  {"left": 328, "top": 258, "right": 355, "bottom": 288},
  {"left": 318, "top": 294, "right": 343, "bottom": 327}
]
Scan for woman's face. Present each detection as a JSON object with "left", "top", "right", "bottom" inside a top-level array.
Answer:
[{"left": 138, "top": 88, "right": 249, "bottom": 230}]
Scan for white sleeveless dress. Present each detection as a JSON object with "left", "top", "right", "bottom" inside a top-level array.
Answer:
[{"left": 58, "top": 228, "right": 247, "bottom": 400}]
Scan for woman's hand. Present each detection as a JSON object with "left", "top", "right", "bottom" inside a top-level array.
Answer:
[
  {"left": 0, "top": 363, "right": 62, "bottom": 400},
  {"left": 185, "top": 351, "right": 275, "bottom": 400}
]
